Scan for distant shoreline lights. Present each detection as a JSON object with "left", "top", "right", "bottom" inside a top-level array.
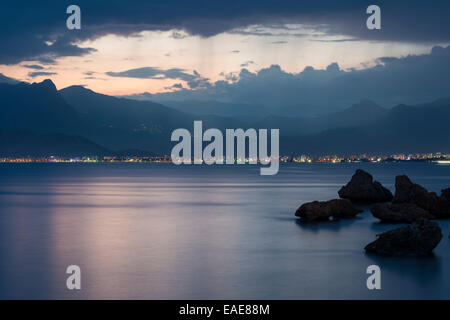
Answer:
[{"left": 170, "top": 121, "right": 280, "bottom": 175}]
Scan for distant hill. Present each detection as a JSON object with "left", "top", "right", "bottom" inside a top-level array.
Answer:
[
  {"left": 0, "top": 80, "right": 81, "bottom": 133},
  {"left": 59, "top": 85, "right": 246, "bottom": 152},
  {"left": 282, "top": 98, "right": 450, "bottom": 155},
  {"left": 254, "top": 99, "right": 387, "bottom": 136},
  {"left": 1, "top": 79, "right": 449, "bottom": 157},
  {"left": 0, "top": 129, "right": 111, "bottom": 157},
  {"left": 123, "top": 96, "right": 331, "bottom": 118},
  {"left": 0, "top": 73, "right": 20, "bottom": 85},
  {"left": 60, "top": 85, "right": 187, "bottom": 132},
  {"left": 152, "top": 99, "right": 271, "bottom": 119}
]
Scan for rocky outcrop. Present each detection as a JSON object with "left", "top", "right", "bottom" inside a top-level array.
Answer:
[
  {"left": 441, "top": 188, "right": 450, "bottom": 200},
  {"left": 338, "top": 169, "right": 393, "bottom": 203},
  {"left": 393, "top": 175, "right": 438, "bottom": 209},
  {"left": 371, "top": 203, "right": 434, "bottom": 222},
  {"left": 364, "top": 219, "right": 442, "bottom": 256},
  {"left": 437, "top": 188, "right": 450, "bottom": 218},
  {"left": 393, "top": 175, "right": 450, "bottom": 219},
  {"left": 295, "top": 199, "right": 362, "bottom": 222}
]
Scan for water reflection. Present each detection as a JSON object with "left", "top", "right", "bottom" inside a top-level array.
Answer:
[{"left": 0, "top": 162, "right": 449, "bottom": 299}]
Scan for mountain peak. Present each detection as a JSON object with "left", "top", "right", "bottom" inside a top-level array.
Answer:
[
  {"left": 59, "top": 85, "right": 97, "bottom": 96},
  {"left": 32, "top": 79, "right": 57, "bottom": 91},
  {"left": 351, "top": 99, "right": 381, "bottom": 110},
  {"left": 0, "top": 73, "right": 20, "bottom": 84}
]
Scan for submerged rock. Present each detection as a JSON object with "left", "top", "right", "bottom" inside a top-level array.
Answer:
[
  {"left": 371, "top": 203, "right": 434, "bottom": 222},
  {"left": 393, "top": 175, "right": 450, "bottom": 219},
  {"left": 338, "top": 169, "right": 393, "bottom": 203},
  {"left": 364, "top": 219, "right": 442, "bottom": 256},
  {"left": 295, "top": 199, "right": 362, "bottom": 222}
]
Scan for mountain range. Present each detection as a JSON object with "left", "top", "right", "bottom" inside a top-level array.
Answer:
[{"left": 0, "top": 78, "right": 449, "bottom": 157}]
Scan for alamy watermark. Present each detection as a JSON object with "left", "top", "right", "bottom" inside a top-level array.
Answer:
[
  {"left": 66, "top": 265, "right": 81, "bottom": 290},
  {"left": 366, "top": 265, "right": 381, "bottom": 290},
  {"left": 171, "top": 121, "right": 279, "bottom": 175}
]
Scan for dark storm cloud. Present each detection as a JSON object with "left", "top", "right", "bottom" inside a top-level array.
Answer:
[
  {"left": 0, "top": 1, "right": 449, "bottom": 64},
  {"left": 106, "top": 67, "right": 201, "bottom": 81},
  {"left": 309, "top": 38, "right": 361, "bottom": 43},
  {"left": 22, "top": 64, "right": 44, "bottom": 70},
  {"left": 164, "top": 83, "right": 183, "bottom": 90},
  {"left": 170, "top": 31, "right": 188, "bottom": 39},
  {"left": 150, "top": 46, "right": 450, "bottom": 111},
  {"left": 240, "top": 60, "right": 255, "bottom": 67},
  {"left": 28, "top": 71, "right": 57, "bottom": 77}
]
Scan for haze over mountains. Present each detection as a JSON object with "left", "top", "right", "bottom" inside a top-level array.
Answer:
[
  {"left": 283, "top": 98, "right": 450, "bottom": 155},
  {"left": 0, "top": 78, "right": 449, "bottom": 157}
]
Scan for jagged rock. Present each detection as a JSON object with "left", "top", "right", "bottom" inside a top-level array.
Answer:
[
  {"left": 442, "top": 188, "right": 450, "bottom": 200},
  {"left": 393, "top": 175, "right": 438, "bottom": 209},
  {"left": 364, "top": 219, "right": 442, "bottom": 256},
  {"left": 393, "top": 175, "right": 450, "bottom": 219},
  {"left": 338, "top": 169, "right": 393, "bottom": 203},
  {"left": 295, "top": 199, "right": 362, "bottom": 222},
  {"left": 371, "top": 203, "right": 434, "bottom": 222},
  {"left": 436, "top": 191, "right": 450, "bottom": 219}
]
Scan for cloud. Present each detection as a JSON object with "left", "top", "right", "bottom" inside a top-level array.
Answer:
[
  {"left": 106, "top": 66, "right": 210, "bottom": 89},
  {"left": 149, "top": 45, "right": 450, "bottom": 112},
  {"left": 240, "top": 61, "right": 255, "bottom": 67},
  {"left": 83, "top": 76, "right": 107, "bottom": 80},
  {"left": 22, "top": 64, "right": 45, "bottom": 70},
  {"left": 0, "top": 28, "right": 96, "bottom": 65},
  {"left": 309, "top": 38, "right": 360, "bottom": 43},
  {"left": 164, "top": 83, "right": 183, "bottom": 90},
  {"left": 28, "top": 71, "right": 57, "bottom": 78},
  {"left": 170, "top": 31, "right": 188, "bottom": 39},
  {"left": 106, "top": 67, "right": 199, "bottom": 81},
  {"left": 220, "top": 71, "right": 239, "bottom": 82},
  {"left": 0, "top": 1, "right": 449, "bottom": 64}
]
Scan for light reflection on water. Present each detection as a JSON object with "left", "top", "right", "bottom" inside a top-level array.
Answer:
[{"left": 0, "top": 163, "right": 449, "bottom": 299}]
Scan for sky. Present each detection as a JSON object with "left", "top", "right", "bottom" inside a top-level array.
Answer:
[{"left": 0, "top": 0, "right": 449, "bottom": 99}]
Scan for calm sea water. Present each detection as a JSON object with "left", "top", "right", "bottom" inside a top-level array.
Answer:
[{"left": 0, "top": 162, "right": 449, "bottom": 299}]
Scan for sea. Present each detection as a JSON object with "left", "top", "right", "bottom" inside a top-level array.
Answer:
[{"left": 0, "top": 162, "right": 449, "bottom": 299}]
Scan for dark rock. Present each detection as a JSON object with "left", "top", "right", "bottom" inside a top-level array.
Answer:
[
  {"left": 338, "top": 169, "right": 393, "bottom": 203},
  {"left": 393, "top": 175, "right": 450, "bottom": 219},
  {"left": 364, "top": 219, "right": 442, "bottom": 256},
  {"left": 442, "top": 188, "right": 450, "bottom": 200},
  {"left": 371, "top": 203, "right": 434, "bottom": 222},
  {"left": 295, "top": 199, "right": 362, "bottom": 222},
  {"left": 436, "top": 197, "right": 450, "bottom": 219},
  {"left": 393, "top": 175, "right": 438, "bottom": 209}
]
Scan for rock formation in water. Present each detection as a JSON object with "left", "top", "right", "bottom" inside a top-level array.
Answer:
[
  {"left": 338, "top": 169, "right": 393, "bottom": 203},
  {"left": 364, "top": 219, "right": 442, "bottom": 256},
  {"left": 441, "top": 188, "right": 450, "bottom": 200},
  {"left": 295, "top": 199, "right": 363, "bottom": 222},
  {"left": 393, "top": 175, "right": 450, "bottom": 219},
  {"left": 371, "top": 203, "right": 434, "bottom": 223}
]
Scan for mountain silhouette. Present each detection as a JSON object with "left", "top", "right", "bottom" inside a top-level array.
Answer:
[
  {"left": 0, "top": 73, "right": 20, "bottom": 85},
  {"left": 254, "top": 99, "right": 387, "bottom": 136},
  {"left": 283, "top": 98, "right": 450, "bottom": 155},
  {"left": 0, "top": 80, "right": 81, "bottom": 133},
  {"left": 1, "top": 79, "right": 449, "bottom": 156},
  {"left": 0, "top": 128, "right": 111, "bottom": 157},
  {"left": 59, "top": 84, "right": 246, "bottom": 152}
]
